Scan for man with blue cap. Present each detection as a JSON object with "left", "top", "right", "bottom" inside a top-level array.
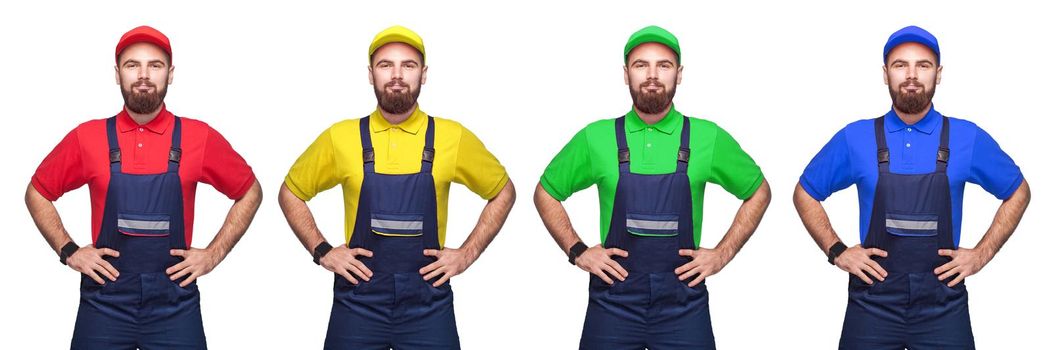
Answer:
[{"left": 794, "top": 25, "right": 1031, "bottom": 349}]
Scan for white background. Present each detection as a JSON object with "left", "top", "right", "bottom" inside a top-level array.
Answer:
[{"left": 2, "top": 1, "right": 1048, "bottom": 348}]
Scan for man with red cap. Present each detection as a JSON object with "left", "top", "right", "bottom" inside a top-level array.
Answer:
[{"left": 25, "top": 25, "right": 262, "bottom": 349}]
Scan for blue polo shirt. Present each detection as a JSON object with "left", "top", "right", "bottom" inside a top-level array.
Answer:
[{"left": 799, "top": 106, "right": 1024, "bottom": 246}]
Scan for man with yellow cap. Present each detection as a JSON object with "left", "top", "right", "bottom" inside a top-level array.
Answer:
[
  {"left": 534, "top": 25, "right": 771, "bottom": 349},
  {"left": 279, "top": 26, "right": 516, "bottom": 349}
]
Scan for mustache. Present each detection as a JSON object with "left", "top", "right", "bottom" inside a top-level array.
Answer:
[
  {"left": 131, "top": 80, "right": 157, "bottom": 89},
  {"left": 385, "top": 80, "right": 409, "bottom": 89},
  {"left": 639, "top": 80, "right": 665, "bottom": 89},
  {"left": 898, "top": 80, "right": 925, "bottom": 90}
]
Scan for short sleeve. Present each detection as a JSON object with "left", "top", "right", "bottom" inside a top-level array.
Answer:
[
  {"left": 31, "top": 129, "right": 86, "bottom": 201},
  {"left": 284, "top": 127, "right": 341, "bottom": 201},
  {"left": 539, "top": 128, "right": 595, "bottom": 201},
  {"left": 968, "top": 126, "right": 1023, "bottom": 200},
  {"left": 708, "top": 125, "right": 764, "bottom": 200},
  {"left": 200, "top": 127, "right": 256, "bottom": 199},
  {"left": 799, "top": 128, "right": 855, "bottom": 201},
  {"left": 453, "top": 126, "right": 509, "bottom": 200}
]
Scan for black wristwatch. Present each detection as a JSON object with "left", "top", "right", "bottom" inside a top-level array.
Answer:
[
  {"left": 59, "top": 242, "right": 80, "bottom": 265},
  {"left": 827, "top": 241, "right": 848, "bottom": 265},
  {"left": 567, "top": 241, "right": 588, "bottom": 265},
  {"left": 313, "top": 241, "right": 334, "bottom": 265}
]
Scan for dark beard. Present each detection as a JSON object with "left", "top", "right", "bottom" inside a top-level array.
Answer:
[
  {"left": 630, "top": 80, "right": 676, "bottom": 114},
  {"left": 121, "top": 81, "right": 166, "bottom": 114},
  {"left": 889, "top": 81, "right": 935, "bottom": 114},
  {"left": 375, "top": 81, "right": 420, "bottom": 115}
]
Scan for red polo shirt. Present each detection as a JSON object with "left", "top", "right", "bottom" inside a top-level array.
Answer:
[{"left": 31, "top": 105, "right": 255, "bottom": 246}]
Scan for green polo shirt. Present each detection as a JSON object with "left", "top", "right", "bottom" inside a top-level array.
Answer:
[{"left": 540, "top": 105, "right": 764, "bottom": 245}]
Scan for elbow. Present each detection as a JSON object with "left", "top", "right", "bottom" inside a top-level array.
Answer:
[
  {"left": 755, "top": 179, "right": 772, "bottom": 209},
  {"left": 498, "top": 179, "right": 517, "bottom": 208},
  {"left": 792, "top": 182, "right": 813, "bottom": 211},
  {"left": 248, "top": 180, "right": 264, "bottom": 208},
  {"left": 532, "top": 181, "right": 549, "bottom": 209},
  {"left": 1014, "top": 179, "right": 1032, "bottom": 207}
]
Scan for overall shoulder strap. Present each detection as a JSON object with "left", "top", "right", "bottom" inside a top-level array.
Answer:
[
  {"left": 359, "top": 116, "right": 375, "bottom": 172},
  {"left": 615, "top": 116, "right": 629, "bottom": 172}
]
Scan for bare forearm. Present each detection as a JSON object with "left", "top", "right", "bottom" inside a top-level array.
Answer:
[
  {"left": 25, "top": 184, "right": 75, "bottom": 253},
  {"left": 714, "top": 180, "right": 771, "bottom": 259},
  {"left": 533, "top": 182, "right": 585, "bottom": 253},
  {"left": 205, "top": 180, "right": 262, "bottom": 262},
  {"left": 974, "top": 179, "right": 1030, "bottom": 258},
  {"left": 278, "top": 183, "right": 328, "bottom": 253},
  {"left": 458, "top": 180, "right": 516, "bottom": 260},
  {"left": 794, "top": 182, "right": 844, "bottom": 254}
]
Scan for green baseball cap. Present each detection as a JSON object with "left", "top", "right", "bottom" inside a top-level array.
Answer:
[{"left": 624, "top": 25, "right": 681, "bottom": 64}]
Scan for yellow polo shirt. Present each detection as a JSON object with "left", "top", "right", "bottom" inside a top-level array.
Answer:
[{"left": 285, "top": 106, "right": 509, "bottom": 246}]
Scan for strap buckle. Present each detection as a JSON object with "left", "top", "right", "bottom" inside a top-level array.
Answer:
[
  {"left": 618, "top": 150, "right": 630, "bottom": 163},
  {"left": 677, "top": 149, "right": 690, "bottom": 163},
  {"left": 937, "top": 147, "right": 950, "bottom": 163},
  {"left": 877, "top": 148, "right": 890, "bottom": 164},
  {"left": 109, "top": 150, "right": 121, "bottom": 164},
  {"left": 363, "top": 150, "right": 375, "bottom": 163},
  {"left": 168, "top": 148, "right": 182, "bottom": 163},
  {"left": 422, "top": 148, "right": 435, "bottom": 163}
]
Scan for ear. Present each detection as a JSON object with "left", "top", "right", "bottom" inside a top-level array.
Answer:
[
  {"left": 623, "top": 65, "right": 629, "bottom": 85},
  {"left": 676, "top": 65, "right": 684, "bottom": 85},
  {"left": 167, "top": 65, "right": 175, "bottom": 85},
  {"left": 882, "top": 65, "right": 889, "bottom": 86},
  {"left": 368, "top": 66, "right": 375, "bottom": 86},
  {"left": 114, "top": 65, "right": 120, "bottom": 85},
  {"left": 935, "top": 65, "right": 943, "bottom": 85},
  {"left": 421, "top": 65, "right": 428, "bottom": 85}
]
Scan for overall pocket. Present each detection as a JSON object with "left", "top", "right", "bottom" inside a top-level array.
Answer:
[
  {"left": 117, "top": 213, "right": 171, "bottom": 237},
  {"left": 885, "top": 212, "right": 938, "bottom": 237},
  {"left": 625, "top": 213, "right": 679, "bottom": 237},
  {"left": 370, "top": 213, "right": 424, "bottom": 237}
]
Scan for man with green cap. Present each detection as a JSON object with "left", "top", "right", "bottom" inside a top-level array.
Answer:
[{"left": 534, "top": 25, "right": 771, "bottom": 349}]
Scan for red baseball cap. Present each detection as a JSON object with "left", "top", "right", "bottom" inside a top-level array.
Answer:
[{"left": 115, "top": 26, "right": 172, "bottom": 64}]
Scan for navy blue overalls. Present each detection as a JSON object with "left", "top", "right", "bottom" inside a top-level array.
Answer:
[
  {"left": 72, "top": 116, "right": 206, "bottom": 349},
  {"left": 579, "top": 116, "right": 716, "bottom": 350},
  {"left": 324, "top": 116, "right": 459, "bottom": 350},
  {"left": 839, "top": 116, "right": 974, "bottom": 349}
]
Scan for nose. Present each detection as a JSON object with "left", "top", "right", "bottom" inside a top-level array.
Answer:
[
  {"left": 391, "top": 65, "right": 403, "bottom": 80},
  {"left": 646, "top": 65, "right": 659, "bottom": 80},
  {"left": 137, "top": 65, "right": 149, "bottom": 80},
  {"left": 904, "top": 64, "right": 918, "bottom": 80}
]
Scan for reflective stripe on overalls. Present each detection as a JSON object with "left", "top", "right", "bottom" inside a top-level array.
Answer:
[
  {"left": 72, "top": 116, "right": 206, "bottom": 350},
  {"left": 839, "top": 116, "right": 975, "bottom": 350},
  {"left": 579, "top": 116, "right": 716, "bottom": 350},
  {"left": 324, "top": 116, "right": 460, "bottom": 350}
]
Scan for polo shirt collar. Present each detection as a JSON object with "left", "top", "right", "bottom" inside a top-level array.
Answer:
[
  {"left": 116, "top": 104, "right": 173, "bottom": 134},
  {"left": 625, "top": 104, "right": 682, "bottom": 134},
  {"left": 370, "top": 105, "right": 427, "bottom": 135},
  {"left": 885, "top": 105, "right": 941, "bottom": 135}
]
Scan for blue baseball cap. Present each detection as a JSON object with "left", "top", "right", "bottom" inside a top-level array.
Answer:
[{"left": 883, "top": 25, "right": 940, "bottom": 64}]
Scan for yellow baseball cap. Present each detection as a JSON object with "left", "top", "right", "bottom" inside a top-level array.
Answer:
[{"left": 368, "top": 25, "right": 426, "bottom": 63}]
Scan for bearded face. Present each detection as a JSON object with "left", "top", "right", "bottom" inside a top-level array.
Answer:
[
  {"left": 624, "top": 42, "right": 681, "bottom": 115},
  {"left": 116, "top": 42, "right": 171, "bottom": 115}
]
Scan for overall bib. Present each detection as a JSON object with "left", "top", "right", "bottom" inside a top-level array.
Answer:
[
  {"left": 580, "top": 116, "right": 716, "bottom": 350},
  {"left": 839, "top": 116, "right": 974, "bottom": 349},
  {"left": 324, "top": 116, "right": 459, "bottom": 350},
  {"left": 72, "top": 116, "right": 206, "bottom": 349}
]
